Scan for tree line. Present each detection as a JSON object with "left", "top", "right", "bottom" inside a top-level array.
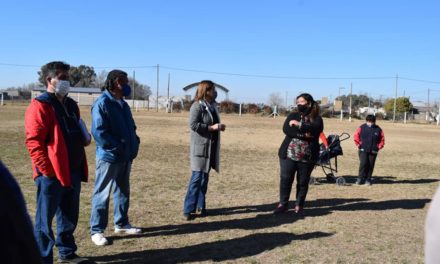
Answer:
[{"left": 3, "top": 64, "right": 152, "bottom": 100}]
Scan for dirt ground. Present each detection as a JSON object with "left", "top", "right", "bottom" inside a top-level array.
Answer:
[{"left": 1, "top": 104, "right": 439, "bottom": 263}]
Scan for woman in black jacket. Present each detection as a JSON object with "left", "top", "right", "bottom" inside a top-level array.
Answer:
[{"left": 274, "top": 93, "right": 323, "bottom": 214}]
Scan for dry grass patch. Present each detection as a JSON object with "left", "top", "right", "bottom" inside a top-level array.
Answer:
[{"left": 0, "top": 105, "right": 439, "bottom": 263}]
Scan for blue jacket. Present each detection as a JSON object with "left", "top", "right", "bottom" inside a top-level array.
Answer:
[{"left": 91, "top": 90, "right": 140, "bottom": 163}]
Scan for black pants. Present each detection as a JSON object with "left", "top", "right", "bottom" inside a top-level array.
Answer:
[
  {"left": 358, "top": 151, "right": 377, "bottom": 182},
  {"left": 279, "top": 158, "right": 315, "bottom": 207}
]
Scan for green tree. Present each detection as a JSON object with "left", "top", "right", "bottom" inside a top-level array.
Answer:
[
  {"left": 383, "top": 97, "right": 412, "bottom": 113},
  {"left": 38, "top": 64, "right": 97, "bottom": 87},
  {"left": 128, "top": 77, "right": 152, "bottom": 100},
  {"left": 70, "top": 65, "right": 96, "bottom": 87},
  {"left": 336, "top": 94, "right": 381, "bottom": 109}
]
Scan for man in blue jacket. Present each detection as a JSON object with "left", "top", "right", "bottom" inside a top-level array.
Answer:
[{"left": 90, "top": 70, "right": 141, "bottom": 246}]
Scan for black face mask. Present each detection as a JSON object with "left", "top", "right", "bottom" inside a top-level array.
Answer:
[
  {"left": 212, "top": 90, "right": 218, "bottom": 101},
  {"left": 297, "top": 104, "right": 310, "bottom": 113}
]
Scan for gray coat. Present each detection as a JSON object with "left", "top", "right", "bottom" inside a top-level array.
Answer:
[{"left": 189, "top": 100, "right": 221, "bottom": 173}]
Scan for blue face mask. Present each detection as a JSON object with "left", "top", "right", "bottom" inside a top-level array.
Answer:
[{"left": 122, "top": 84, "right": 131, "bottom": 97}]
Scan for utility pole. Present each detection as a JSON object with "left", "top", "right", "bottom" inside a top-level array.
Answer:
[
  {"left": 338, "top": 87, "right": 345, "bottom": 121},
  {"left": 167, "top": 73, "right": 170, "bottom": 113},
  {"left": 132, "top": 70, "right": 136, "bottom": 108},
  {"left": 427, "top": 88, "right": 431, "bottom": 121},
  {"left": 393, "top": 74, "right": 398, "bottom": 122},
  {"left": 156, "top": 64, "right": 159, "bottom": 112},
  {"left": 428, "top": 88, "right": 430, "bottom": 111},
  {"left": 437, "top": 100, "right": 440, "bottom": 126},
  {"left": 368, "top": 93, "right": 370, "bottom": 108},
  {"left": 349, "top": 83, "right": 353, "bottom": 122}
]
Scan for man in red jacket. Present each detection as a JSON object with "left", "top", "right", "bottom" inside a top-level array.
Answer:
[
  {"left": 24, "top": 61, "right": 89, "bottom": 264},
  {"left": 353, "top": 114, "right": 385, "bottom": 186}
]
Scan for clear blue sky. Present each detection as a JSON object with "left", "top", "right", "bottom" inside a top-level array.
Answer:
[{"left": 1, "top": 0, "right": 439, "bottom": 104}]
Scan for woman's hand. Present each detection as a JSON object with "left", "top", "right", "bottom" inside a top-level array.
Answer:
[
  {"left": 289, "top": 120, "right": 300, "bottom": 127},
  {"left": 209, "top": 123, "right": 226, "bottom": 132}
]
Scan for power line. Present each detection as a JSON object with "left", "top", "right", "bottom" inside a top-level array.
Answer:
[
  {"left": 0, "top": 62, "right": 40, "bottom": 68},
  {"left": 94, "top": 65, "right": 156, "bottom": 69},
  {"left": 399, "top": 77, "right": 440, "bottom": 85},
  {"left": 2, "top": 61, "right": 440, "bottom": 84},
  {"left": 0, "top": 62, "right": 156, "bottom": 69},
  {"left": 160, "top": 65, "right": 393, "bottom": 80}
]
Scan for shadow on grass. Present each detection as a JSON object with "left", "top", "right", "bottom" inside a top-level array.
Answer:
[
  {"left": 108, "top": 211, "right": 327, "bottom": 240},
  {"left": 313, "top": 175, "right": 439, "bottom": 185},
  {"left": 305, "top": 198, "right": 431, "bottom": 221},
  {"left": 373, "top": 176, "right": 439, "bottom": 185},
  {"left": 107, "top": 198, "right": 430, "bottom": 240},
  {"left": 98, "top": 197, "right": 429, "bottom": 263},
  {"left": 90, "top": 231, "right": 333, "bottom": 264}
]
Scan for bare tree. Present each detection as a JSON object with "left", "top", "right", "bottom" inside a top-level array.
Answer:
[
  {"left": 95, "top": 70, "right": 108, "bottom": 89},
  {"left": 268, "top": 92, "right": 284, "bottom": 107}
]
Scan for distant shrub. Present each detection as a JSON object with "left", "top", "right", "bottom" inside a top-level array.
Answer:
[
  {"left": 219, "top": 100, "right": 239, "bottom": 113},
  {"left": 246, "top": 103, "right": 259, "bottom": 114},
  {"left": 183, "top": 100, "right": 193, "bottom": 111},
  {"left": 321, "top": 109, "right": 333, "bottom": 118},
  {"left": 375, "top": 112, "right": 386, "bottom": 120},
  {"left": 172, "top": 101, "right": 182, "bottom": 112},
  {"left": 262, "top": 105, "right": 272, "bottom": 115}
]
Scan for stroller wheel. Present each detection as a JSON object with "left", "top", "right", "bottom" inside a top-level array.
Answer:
[
  {"left": 336, "top": 177, "right": 346, "bottom": 186},
  {"left": 309, "top": 176, "right": 317, "bottom": 185},
  {"left": 326, "top": 173, "right": 335, "bottom": 183}
]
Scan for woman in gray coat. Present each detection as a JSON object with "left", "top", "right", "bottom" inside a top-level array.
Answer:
[{"left": 183, "top": 80, "right": 226, "bottom": 220}]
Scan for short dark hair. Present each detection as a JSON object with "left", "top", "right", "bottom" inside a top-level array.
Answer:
[
  {"left": 102, "top": 69, "right": 128, "bottom": 91},
  {"left": 366, "top": 114, "right": 376, "bottom": 122},
  {"left": 44, "top": 61, "right": 70, "bottom": 80}
]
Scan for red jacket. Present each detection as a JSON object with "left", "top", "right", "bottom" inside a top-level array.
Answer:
[{"left": 24, "top": 96, "right": 88, "bottom": 187}]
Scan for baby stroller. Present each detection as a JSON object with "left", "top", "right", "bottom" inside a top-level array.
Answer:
[{"left": 310, "top": 132, "right": 350, "bottom": 186}]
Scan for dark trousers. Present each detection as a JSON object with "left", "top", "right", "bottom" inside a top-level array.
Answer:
[
  {"left": 358, "top": 151, "right": 377, "bottom": 182},
  {"left": 279, "top": 158, "right": 315, "bottom": 207},
  {"left": 34, "top": 172, "right": 81, "bottom": 264}
]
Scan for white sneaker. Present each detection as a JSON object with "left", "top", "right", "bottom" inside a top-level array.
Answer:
[
  {"left": 91, "top": 233, "right": 108, "bottom": 246},
  {"left": 114, "top": 224, "right": 141, "bottom": 234}
]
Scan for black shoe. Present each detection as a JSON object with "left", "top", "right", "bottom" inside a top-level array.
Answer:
[
  {"left": 355, "top": 179, "right": 362, "bottom": 185},
  {"left": 273, "top": 203, "right": 288, "bottom": 214},
  {"left": 183, "top": 213, "right": 193, "bottom": 221},
  {"left": 365, "top": 180, "right": 372, "bottom": 186},
  {"left": 197, "top": 208, "right": 207, "bottom": 216},
  {"left": 294, "top": 205, "right": 303, "bottom": 214},
  {"left": 59, "top": 253, "right": 90, "bottom": 264}
]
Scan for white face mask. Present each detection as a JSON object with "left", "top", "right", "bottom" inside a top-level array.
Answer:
[{"left": 54, "top": 80, "right": 70, "bottom": 97}]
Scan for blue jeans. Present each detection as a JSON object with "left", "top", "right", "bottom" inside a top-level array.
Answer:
[
  {"left": 183, "top": 170, "right": 209, "bottom": 214},
  {"left": 90, "top": 159, "right": 131, "bottom": 235},
  {"left": 34, "top": 172, "right": 81, "bottom": 264}
]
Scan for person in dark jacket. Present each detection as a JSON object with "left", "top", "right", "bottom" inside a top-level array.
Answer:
[
  {"left": 90, "top": 70, "right": 141, "bottom": 246},
  {"left": 0, "top": 160, "right": 41, "bottom": 264},
  {"left": 274, "top": 93, "right": 323, "bottom": 214},
  {"left": 353, "top": 114, "right": 385, "bottom": 185}
]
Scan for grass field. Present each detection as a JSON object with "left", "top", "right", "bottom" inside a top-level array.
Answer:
[{"left": 1, "top": 104, "right": 439, "bottom": 264}]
